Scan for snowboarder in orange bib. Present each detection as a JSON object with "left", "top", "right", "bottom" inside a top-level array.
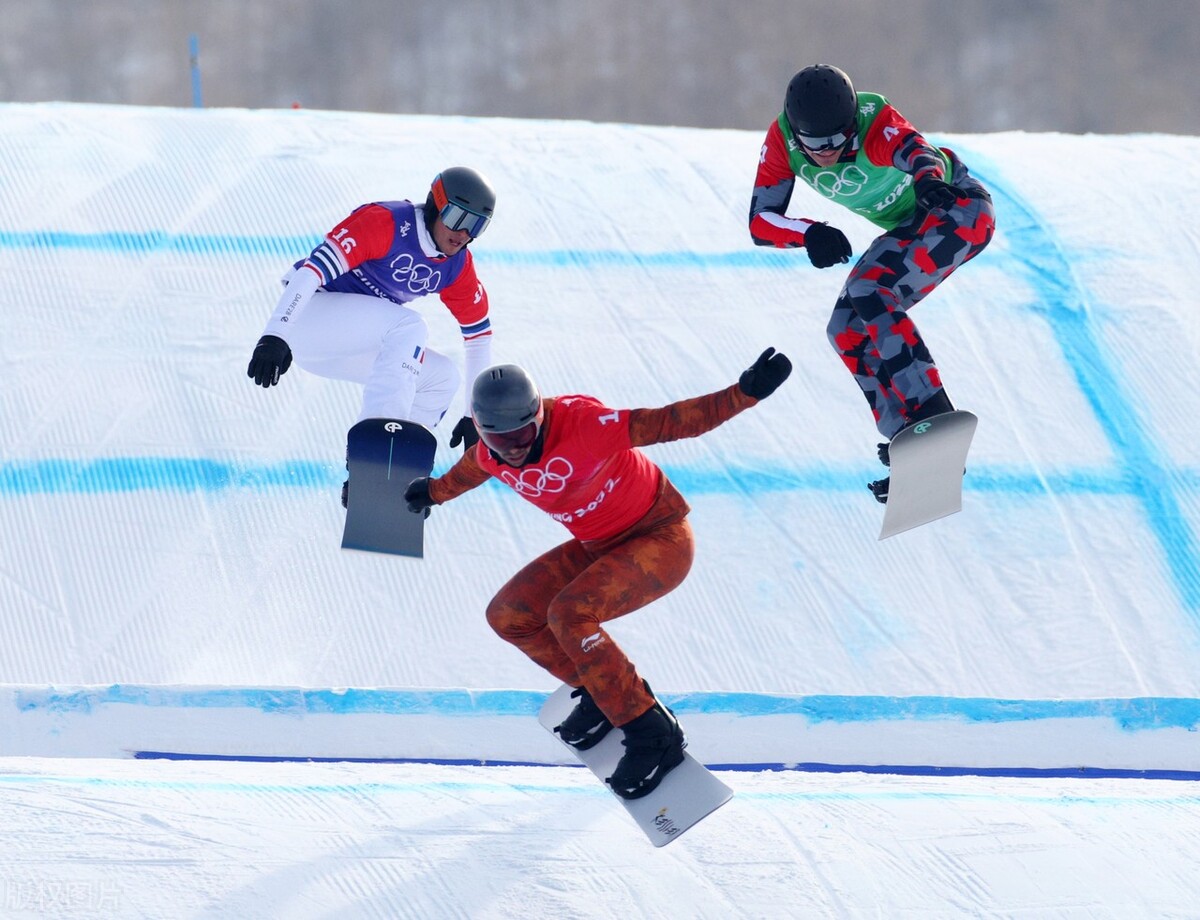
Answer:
[{"left": 404, "top": 349, "right": 792, "bottom": 798}]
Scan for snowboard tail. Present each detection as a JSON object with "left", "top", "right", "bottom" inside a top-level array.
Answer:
[
  {"left": 538, "top": 683, "right": 732, "bottom": 847},
  {"left": 879, "top": 409, "right": 978, "bottom": 540},
  {"left": 341, "top": 418, "right": 436, "bottom": 557}
]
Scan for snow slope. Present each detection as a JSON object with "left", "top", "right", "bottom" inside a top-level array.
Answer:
[{"left": 2, "top": 103, "right": 1200, "bottom": 917}]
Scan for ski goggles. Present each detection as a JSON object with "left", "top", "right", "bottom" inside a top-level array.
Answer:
[
  {"left": 795, "top": 124, "right": 855, "bottom": 152},
  {"left": 431, "top": 176, "right": 492, "bottom": 238},
  {"left": 478, "top": 420, "right": 539, "bottom": 455},
  {"left": 438, "top": 200, "right": 492, "bottom": 238}
]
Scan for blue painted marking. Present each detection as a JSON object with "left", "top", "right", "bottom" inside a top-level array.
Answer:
[
  {"left": 14, "top": 686, "right": 1200, "bottom": 732},
  {"left": 0, "top": 229, "right": 310, "bottom": 259},
  {"left": 14, "top": 686, "right": 546, "bottom": 717},
  {"left": 130, "top": 751, "right": 564, "bottom": 768},
  {"left": 954, "top": 142, "right": 1200, "bottom": 612},
  {"left": 0, "top": 229, "right": 798, "bottom": 271},
  {"left": 0, "top": 458, "right": 337, "bottom": 494},
  {"left": 127, "top": 751, "right": 1200, "bottom": 782},
  {"left": 4, "top": 153, "right": 1198, "bottom": 612},
  {"left": 3, "top": 457, "right": 1185, "bottom": 499},
  {"left": 711, "top": 762, "right": 1200, "bottom": 782}
]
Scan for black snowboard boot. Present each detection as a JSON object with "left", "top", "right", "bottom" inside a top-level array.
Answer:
[
  {"left": 909, "top": 388, "right": 954, "bottom": 423},
  {"left": 868, "top": 476, "right": 890, "bottom": 504},
  {"left": 554, "top": 685, "right": 613, "bottom": 751},
  {"left": 606, "top": 698, "right": 687, "bottom": 800},
  {"left": 869, "top": 389, "right": 954, "bottom": 504}
]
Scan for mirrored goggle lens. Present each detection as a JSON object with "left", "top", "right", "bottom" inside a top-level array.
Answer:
[
  {"left": 479, "top": 421, "right": 538, "bottom": 453},
  {"left": 797, "top": 127, "right": 854, "bottom": 152},
  {"left": 439, "top": 202, "right": 491, "bottom": 238}
]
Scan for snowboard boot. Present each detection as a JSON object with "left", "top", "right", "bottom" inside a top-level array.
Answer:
[
  {"left": 605, "top": 696, "right": 687, "bottom": 800},
  {"left": 909, "top": 388, "right": 954, "bottom": 424},
  {"left": 868, "top": 476, "right": 890, "bottom": 504},
  {"left": 553, "top": 685, "right": 613, "bottom": 751},
  {"left": 869, "top": 389, "right": 954, "bottom": 504}
]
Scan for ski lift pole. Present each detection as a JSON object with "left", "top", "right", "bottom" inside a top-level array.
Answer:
[{"left": 189, "top": 34, "right": 203, "bottom": 108}]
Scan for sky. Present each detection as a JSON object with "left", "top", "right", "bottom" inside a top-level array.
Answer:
[{"left": 1, "top": 103, "right": 1199, "bottom": 918}]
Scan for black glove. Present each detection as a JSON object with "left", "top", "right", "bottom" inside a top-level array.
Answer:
[
  {"left": 404, "top": 477, "right": 435, "bottom": 518},
  {"left": 449, "top": 415, "right": 480, "bottom": 451},
  {"left": 247, "top": 335, "right": 293, "bottom": 387},
  {"left": 914, "top": 175, "right": 960, "bottom": 213},
  {"left": 738, "top": 347, "right": 793, "bottom": 400},
  {"left": 803, "top": 222, "right": 851, "bottom": 269}
]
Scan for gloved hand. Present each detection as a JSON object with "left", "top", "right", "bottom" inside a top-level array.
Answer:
[
  {"left": 404, "top": 477, "right": 435, "bottom": 518},
  {"left": 247, "top": 335, "right": 293, "bottom": 387},
  {"left": 803, "top": 222, "right": 852, "bottom": 269},
  {"left": 449, "top": 415, "right": 480, "bottom": 451},
  {"left": 914, "top": 175, "right": 960, "bottom": 212},
  {"left": 738, "top": 347, "right": 793, "bottom": 400}
]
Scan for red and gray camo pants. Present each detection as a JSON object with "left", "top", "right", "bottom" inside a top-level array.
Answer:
[{"left": 827, "top": 154, "right": 995, "bottom": 440}]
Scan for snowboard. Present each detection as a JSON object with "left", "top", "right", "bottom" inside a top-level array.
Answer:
[
  {"left": 341, "top": 418, "right": 437, "bottom": 557},
  {"left": 538, "top": 683, "right": 733, "bottom": 847},
  {"left": 879, "top": 409, "right": 978, "bottom": 540}
]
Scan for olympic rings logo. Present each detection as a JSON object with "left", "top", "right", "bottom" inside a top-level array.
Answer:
[
  {"left": 500, "top": 456, "right": 574, "bottom": 497},
  {"left": 804, "top": 164, "right": 869, "bottom": 200},
  {"left": 389, "top": 253, "right": 443, "bottom": 294}
]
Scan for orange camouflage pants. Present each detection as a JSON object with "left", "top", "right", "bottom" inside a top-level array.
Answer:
[{"left": 485, "top": 479, "right": 693, "bottom": 727}]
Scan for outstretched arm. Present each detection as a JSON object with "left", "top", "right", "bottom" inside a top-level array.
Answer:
[{"left": 629, "top": 349, "right": 792, "bottom": 447}]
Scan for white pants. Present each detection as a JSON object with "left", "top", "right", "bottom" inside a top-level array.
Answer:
[{"left": 283, "top": 289, "right": 460, "bottom": 427}]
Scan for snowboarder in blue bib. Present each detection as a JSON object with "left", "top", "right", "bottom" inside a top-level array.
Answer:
[{"left": 749, "top": 65, "right": 995, "bottom": 502}]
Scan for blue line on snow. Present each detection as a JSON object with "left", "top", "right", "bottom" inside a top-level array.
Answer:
[
  {"left": 957, "top": 142, "right": 1200, "bottom": 611},
  {"left": 0, "top": 229, "right": 799, "bottom": 270},
  {"left": 2, "top": 457, "right": 1189, "bottom": 498},
  {"left": 6, "top": 151, "right": 1199, "bottom": 610},
  {"left": 0, "top": 458, "right": 335, "bottom": 494},
  {"left": 126, "top": 751, "right": 1200, "bottom": 782},
  {"left": 14, "top": 686, "right": 1200, "bottom": 732}
]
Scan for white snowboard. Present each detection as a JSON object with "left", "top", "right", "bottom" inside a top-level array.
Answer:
[
  {"left": 879, "top": 410, "right": 978, "bottom": 540},
  {"left": 538, "top": 684, "right": 732, "bottom": 847}
]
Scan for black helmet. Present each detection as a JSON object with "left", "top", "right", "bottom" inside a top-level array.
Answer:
[
  {"left": 471, "top": 364, "right": 544, "bottom": 457},
  {"left": 784, "top": 65, "right": 857, "bottom": 144},
  {"left": 426, "top": 166, "right": 496, "bottom": 238}
]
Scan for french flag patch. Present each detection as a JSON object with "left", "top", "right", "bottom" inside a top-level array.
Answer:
[{"left": 412, "top": 345, "right": 425, "bottom": 364}]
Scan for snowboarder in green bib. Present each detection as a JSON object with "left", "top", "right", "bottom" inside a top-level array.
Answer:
[{"left": 749, "top": 65, "right": 995, "bottom": 503}]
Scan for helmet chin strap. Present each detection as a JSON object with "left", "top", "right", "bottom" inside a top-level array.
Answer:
[
  {"left": 524, "top": 427, "right": 547, "bottom": 465},
  {"left": 421, "top": 194, "right": 438, "bottom": 235},
  {"left": 492, "top": 424, "right": 547, "bottom": 468}
]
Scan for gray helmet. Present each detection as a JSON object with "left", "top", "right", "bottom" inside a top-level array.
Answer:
[
  {"left": 471, "top": 365, "right": 542, "bottom": 434},
  {"left": 429, "top": 166, "right": 496, "bottom": 238},
  {"left": 784, "top": 65, "right": 857, "bottom": 140}
]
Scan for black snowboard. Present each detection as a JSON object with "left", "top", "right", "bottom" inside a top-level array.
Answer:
[{"left": 341, "top": 418, "right": 437, "bottom": 557}]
